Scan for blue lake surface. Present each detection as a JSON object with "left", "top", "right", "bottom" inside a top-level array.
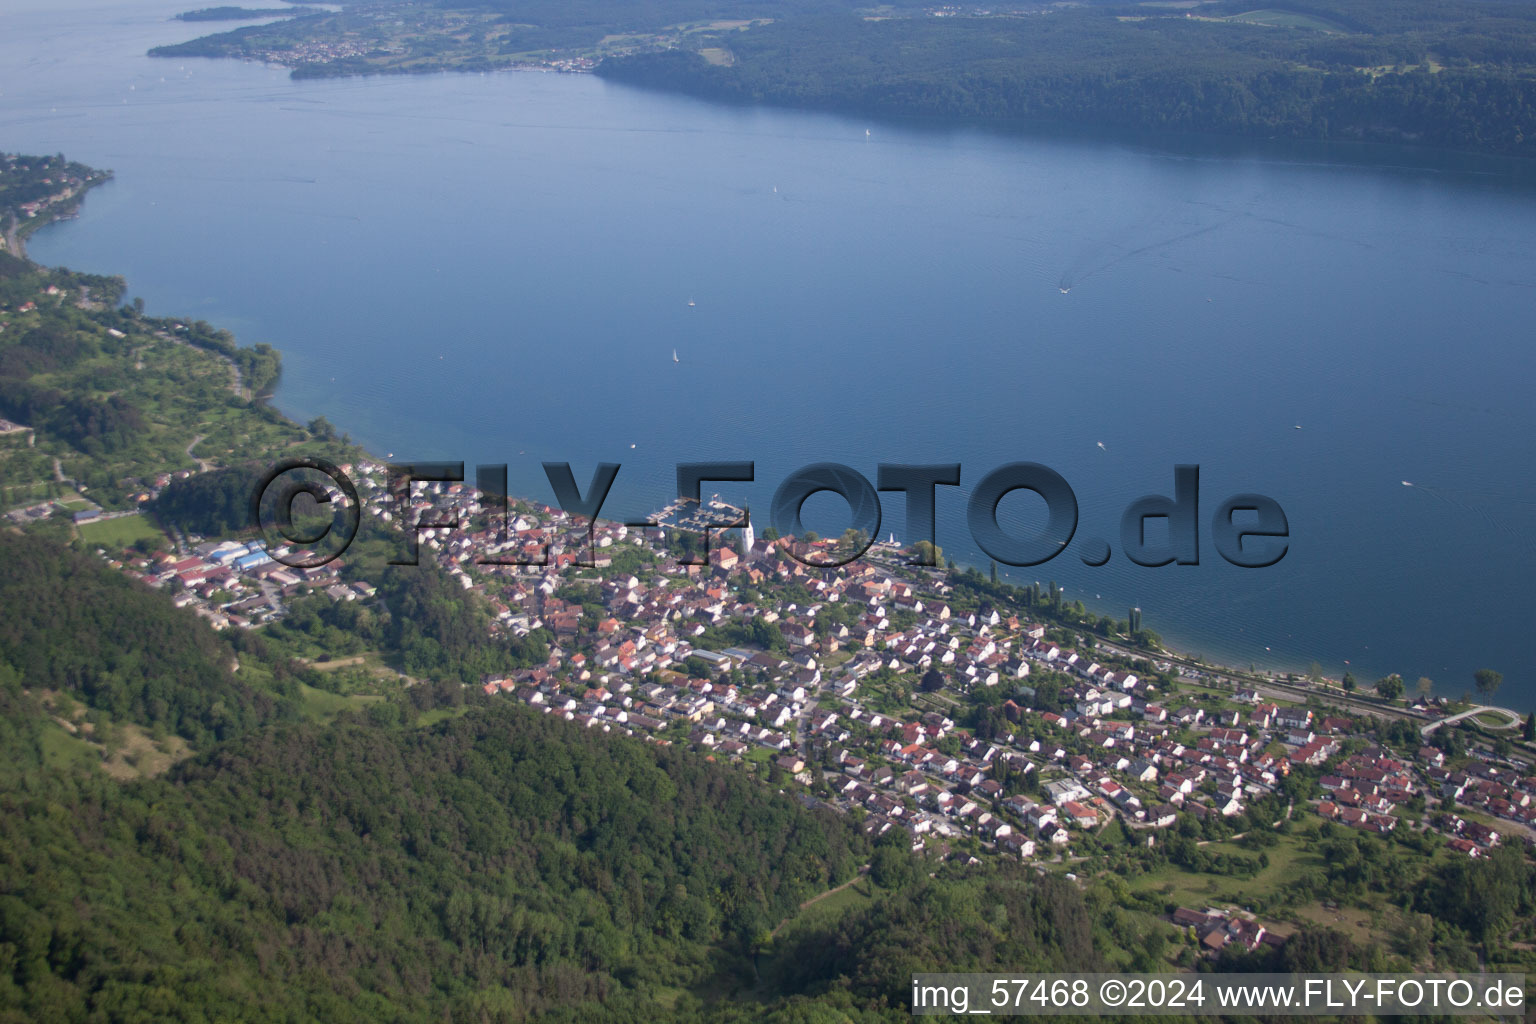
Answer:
[{"left": 6, "top": 0, "right": 1536, "bottom": 701}]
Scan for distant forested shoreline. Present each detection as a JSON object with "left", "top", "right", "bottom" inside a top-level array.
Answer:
[{"left": 596, "top": 7, "right": 1536, "bottom": 158}]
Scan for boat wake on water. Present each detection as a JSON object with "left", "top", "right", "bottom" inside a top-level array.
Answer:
[
  {"left": 1401, "top": 480, "right": 1536, "bottom": 549},
  {"left": 1056, "top": 207, "right": 1242, "bottom": 293}
]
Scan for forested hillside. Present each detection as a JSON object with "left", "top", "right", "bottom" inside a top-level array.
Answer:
[
  {"left": 594, "top": 0, "right": 1536, "bottom": 156},
  {"left": 0, "top": 532, "right": 291, "bottom": 745},
  {"left": 0, "top": 675, "right": 874, "bottom": 1021}
]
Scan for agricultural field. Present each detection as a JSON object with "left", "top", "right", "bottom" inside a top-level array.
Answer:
[{"left": 77, "top": 513, "right": 164, "bottom": 549}]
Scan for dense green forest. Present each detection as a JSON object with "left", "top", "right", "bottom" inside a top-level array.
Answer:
[
  {"left": 149, "top": 462, "right": 268, "bottom": 537},
  {"left": 0, "top": 631, "right": 897, "bottom": 1021},
  {"left": 770, "top": 862, "right": 1099, "bottom": 996}
]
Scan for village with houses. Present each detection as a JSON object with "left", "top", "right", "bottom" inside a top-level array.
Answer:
[{"left": 74, "top": 458, "right": 1536, "bottom": 955}]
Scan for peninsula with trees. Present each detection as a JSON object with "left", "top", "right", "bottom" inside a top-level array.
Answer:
[{"left": 175, "top": 7, "right": 299, "bottom": 21}]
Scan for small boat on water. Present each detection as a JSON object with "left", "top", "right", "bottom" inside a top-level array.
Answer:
[
  {"left": 673, "top": 348, "right": 679, "bottom": 363},
  {"left": 687, "top": 298, "right": 695, "bottom": 307}
]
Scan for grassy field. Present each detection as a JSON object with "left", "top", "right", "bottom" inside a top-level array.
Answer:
[
  {"left": 298, "top": 681, "right": 386, "bottom": 721},
  {"left": 33, "top": 691, "right": 192, "bottom": 780},
  {"left": 770, "top": 876, "right": 876, "bottom": 942},
  {"left": 304, "top": 654, "right": 369, "bottom": 672},
  {"left": 1224, "top": 9, "right": 1347, "bottom": 32},
  {"left": 37, "top": 719, "right": 102, "bottom": 775},
  {"left": 1283, "top": 902, "right": 1398, "bottom": 945},
  {"left": 789, "top": 877, "right": 874, "bottom": 928},
  {"left": 78, "top": 513, "right": 165, "bottom": 549},
  {"left": 98, "top": 722, "right": 193, "bottom": 780},
  {"left": 1128, "top": 830, "right": 1314, "bottom": 911},
  {"left": 415, "top": 705, "right": 470, "bottom": 729}
]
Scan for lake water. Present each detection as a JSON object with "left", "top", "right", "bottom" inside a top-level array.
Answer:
[{"left": 6, "top": 0, "right": 1536, "bottom": 703}]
